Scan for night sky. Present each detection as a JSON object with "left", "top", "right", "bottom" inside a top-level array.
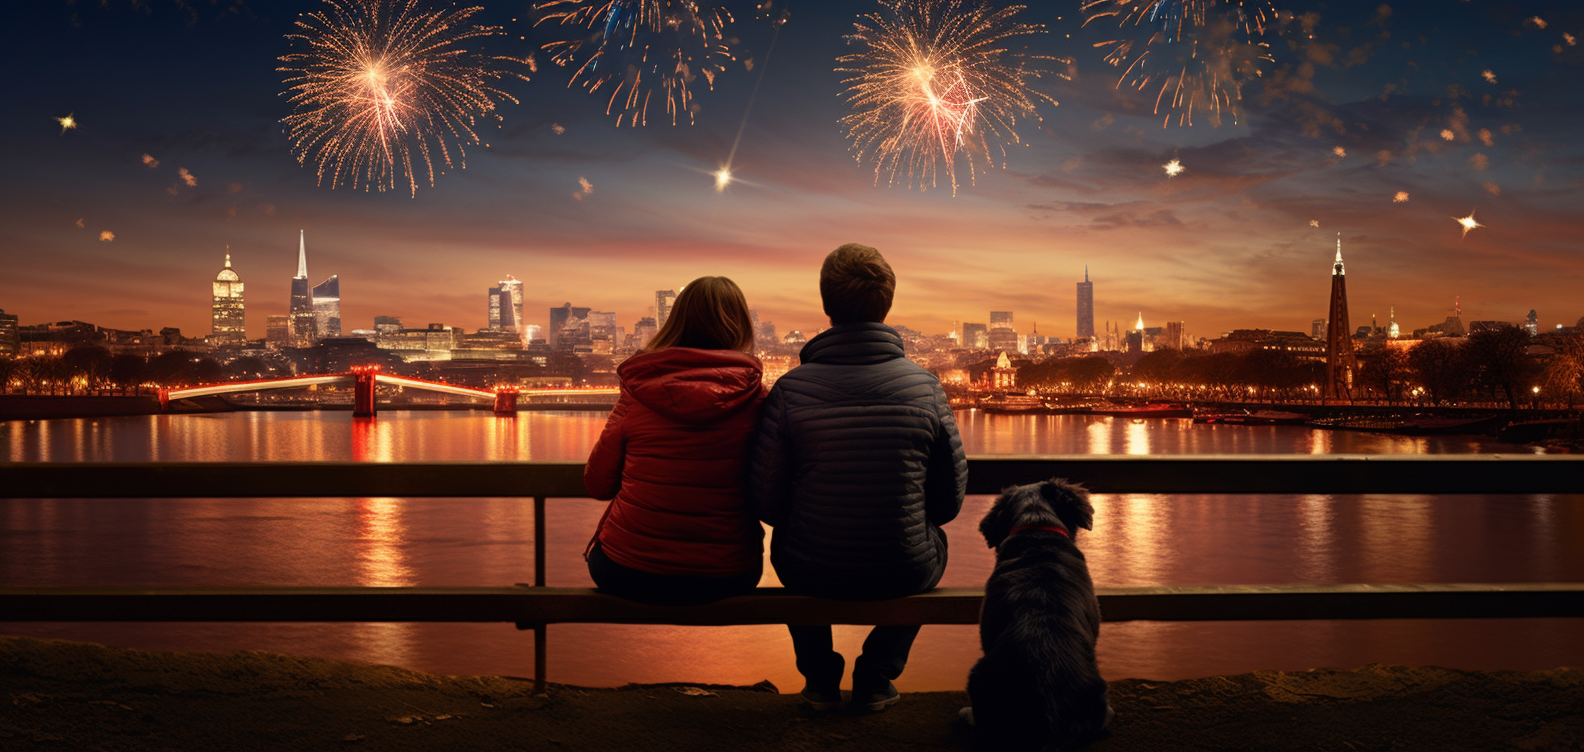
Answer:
[{"left": 3, "top": 0, "right": 1581, "bottom": 342}]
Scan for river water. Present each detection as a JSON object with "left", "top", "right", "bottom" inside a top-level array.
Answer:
[{"left": 2, "top": 411, "right": 1580, "bottom": 692}]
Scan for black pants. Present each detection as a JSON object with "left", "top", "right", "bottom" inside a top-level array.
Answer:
[
  {"left": 785, "top": 552, "right": 947, "bottom": 693},
  {"left": 586, "top": 540, "right": 761, "bottom": 606},
  {"left": 788, "top": 623, "right": 922, "bottom": 694}
]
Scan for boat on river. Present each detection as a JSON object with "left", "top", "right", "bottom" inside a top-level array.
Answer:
[
  {"left": 1092, "top": 403, "right": 1195, "bottom": 419},
  {"left": 1306, "top": 414, "right": 1503, "bottom": 435},
  {"left": 1193, "top": 409, "right": 1309, "bottom": 426},
  {"left": 976, "top": 394, "right": 1050, "bottom": 414}
]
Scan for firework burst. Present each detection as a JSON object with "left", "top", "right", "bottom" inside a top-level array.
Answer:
[
  {"left": 839, "top": 0, "right": 1063, "bottom": 196},
  {"left": 278, "top": 0, "right": 530, "bottom": 196},
  {"left": 1083, "top": 0, "right": 1279, "bottom": 128},
  {"left": 1453, "top": 210, "right": 1484, "bottom": 238},
  {"left": 535, "top": 0, "right": 740, "bottom": 127}
]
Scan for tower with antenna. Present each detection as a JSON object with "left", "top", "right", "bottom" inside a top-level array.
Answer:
[
  {"left": 288, "top": 230, "right": 317, "bottom": 347},
  {"left": 1324, "top": 233, "right": 1357, "bottom": 401}
]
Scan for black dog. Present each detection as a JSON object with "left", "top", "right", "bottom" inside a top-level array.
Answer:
[{"left": 962, "top": 478, "right": 1110, "bottom": 751}]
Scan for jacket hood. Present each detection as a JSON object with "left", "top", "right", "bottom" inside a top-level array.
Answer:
[
  {"left": 618, "top": 348, "right": 765, "bottom": 424},
  {"left": 800, "top": 322, "right": 906, "bottom": 366}
]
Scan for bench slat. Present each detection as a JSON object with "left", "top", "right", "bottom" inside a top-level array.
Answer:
[
  {"left": 2, "top": 585, "right": 1580, "bottom": 625},
  {"left": 3, "top": 455, "right": 1581, "bottom": 497}
]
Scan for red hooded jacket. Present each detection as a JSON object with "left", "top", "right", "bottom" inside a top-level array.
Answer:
[{"left": 584, "top": 347, "right": 768, "bottom": 577}]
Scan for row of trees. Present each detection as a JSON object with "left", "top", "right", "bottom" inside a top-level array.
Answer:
[
  {"left": 1017, "top": 326, "right": 1584, "bottom": 408},
  {"left": 0, "top": 347, "right": 285, "bottom": 395}
]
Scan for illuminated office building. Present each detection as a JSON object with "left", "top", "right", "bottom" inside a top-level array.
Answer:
[
  {"left": 265, "top": 314, "right": 289, "bottom": 349},
  {"left": 0, "top": 308, "right": 19, "bottom": 357},
  {"left": 549, "top": 303, "right": 591, "bottom": 350},
  {"left": 987, "top": 311, "right": 1018, "bottom": 353},
  {"left": 961, "top": 322, "right": 988, "bottom": 350},
  {"left": 656, "top": 289, "right": 677, "bottom": 327},
  {"left": 313, "top": 275, "right": 342, "bottom": 339},
  {"left": 210, "top": 254, "right": 246, "bottom": 344},
  {"left": 489, "top": 276, "right": 525, "bottom": 336}
]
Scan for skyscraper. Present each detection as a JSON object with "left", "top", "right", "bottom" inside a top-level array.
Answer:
[
  {"left": 0, "top": 308, "right": 19, "bottom": 358},
  {"left": 1164, "top": 321, "right": 1185, "bottom": 351},
  {"left": 265, "top": 314, "right": 289, "bottom": 349},
  {"left": 288, "top": 231, "right": 316, "bottom": 347},
  {"left": 488, "top": 276, "right": 525, "bottom": 335},
  {"left": 988, "top": 311, "right": 1018, "bottom": 353},
  {"left": 312, "top": 275, "right": 342, "bottom": 338},
  {"left": 549, "top": 302, "right": 591, "bottom": 350},
  {"left": 210, "top": 253, "right": 245, "bottom": 344},
  {"left": 961, "top": 322, "right": 988, "bottom": 350},
  {"left": 656, "top": 289, "right": 677, "bottom": 327},
  {"left": 632, "top": 316, "right": 658, "bottom": 350},
  {"left": 1324, "top": 234, "right": 1356, "bottom": 401},
  {"left": 1076, "top": 267, "right": 1094, "bottom": 341}
]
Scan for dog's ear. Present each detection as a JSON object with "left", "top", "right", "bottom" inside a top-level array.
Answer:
[
  {"left": 978, "top": 486, "right": 1021, "bottom": 548},
  {"left": 1039, "top": 478, "right": 1094, "bottom": 532}
]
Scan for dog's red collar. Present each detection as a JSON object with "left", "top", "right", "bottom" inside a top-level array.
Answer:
[{"left": 1007, "top": 525, "right": 1069, "bottom": 539}]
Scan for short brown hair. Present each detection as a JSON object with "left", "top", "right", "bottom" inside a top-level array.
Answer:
[
  {"left": 645, "top": 276, "right": 756, "bottom": 353},
  {"left": 820, "top": 244, "right": 895, "bottom": 324}
]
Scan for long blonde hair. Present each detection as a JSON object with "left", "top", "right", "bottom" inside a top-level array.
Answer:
[{"left": 646, "top": 276, "right": 756, "bottom": 353}]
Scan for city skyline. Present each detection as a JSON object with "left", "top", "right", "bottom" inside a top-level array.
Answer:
[
  {"left": 2, "top": 2, "right": 1581, "bottom": 340},
  {"left": 9, "top": 232, "right": 1572, "bottom": 348}
]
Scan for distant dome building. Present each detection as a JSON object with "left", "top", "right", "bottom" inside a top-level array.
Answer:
[{"left": 211, "top": 253, "right": 245, "bottom": 344}]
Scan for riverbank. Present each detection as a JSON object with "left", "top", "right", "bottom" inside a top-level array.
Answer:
[{"left": 2, "top": 636, "right": 1578, "bottom": 751}]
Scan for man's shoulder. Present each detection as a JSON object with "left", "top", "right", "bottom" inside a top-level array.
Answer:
[{"left": 775, "top": 358, "right": 941, "bottom": 399}]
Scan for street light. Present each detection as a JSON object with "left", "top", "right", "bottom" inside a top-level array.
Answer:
[{"left": 1532, "top": 385, "right": 1540, "bottom": 410}]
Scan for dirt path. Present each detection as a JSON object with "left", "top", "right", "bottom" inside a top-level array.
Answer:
[{"left": 3, "top": 635, "right": 1580, "bottom": 751}]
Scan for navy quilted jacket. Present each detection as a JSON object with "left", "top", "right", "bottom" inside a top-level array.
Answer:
[{"left": 748, "top": 322, "right": 967, "bottom": 600}]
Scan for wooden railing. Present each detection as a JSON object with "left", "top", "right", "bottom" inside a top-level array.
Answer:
[{"left": 3, "top": 455, "right": 1583, "bottom": 693}]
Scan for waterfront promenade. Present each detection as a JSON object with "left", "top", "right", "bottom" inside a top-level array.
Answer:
[{"left": 3, "top": 635, "right": 1579, "bottom": 751}]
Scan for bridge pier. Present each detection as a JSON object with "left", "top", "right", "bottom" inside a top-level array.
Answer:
[
  {"left": 157, "top": 389, "right": 170, "bottom": 412},
  {"left": 353, "top": 368, "right": 377, "bottom": 417},
  {"left": 493, "top": 390, "right": 518, "bottom": 416}
]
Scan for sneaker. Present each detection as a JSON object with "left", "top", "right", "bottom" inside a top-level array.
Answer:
[
  {"left": 958, "top": 706, "right": 975, "bottom": 726},
  {"left": 799, "top": 687, "right": 843, "bottom": 712},
  {"left": 849, "top": 679, "right": 901, "bottom": 713}
]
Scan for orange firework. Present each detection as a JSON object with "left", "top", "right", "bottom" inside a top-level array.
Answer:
[
  {"left": 279, "top": 0, "right": 530, "bottom": 196},
  {"left": 839, "top": 0, "right": 1063, "bottom": 196},
  {"left": 535, "top": 0, "right": 740, "bottom": 127},
  {"left": 1083, "top": 0, "right": 1279, "bottom": 128}
]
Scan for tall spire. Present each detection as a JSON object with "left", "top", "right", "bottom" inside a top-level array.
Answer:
[
  {"left": 296, "top": 230, "right": 307, "bottom": 279},
  {"left": 1085, "top": 265, "right": 1089, "bottom": 283},
  {"left": 224, "top": 253, "right": 231, "bottom": 268},
  {"left": 1333, "top": 232, "right": 1344, "bottom": 276}
]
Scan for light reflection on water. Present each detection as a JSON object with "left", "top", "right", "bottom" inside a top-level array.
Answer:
[{"left": 1, "top": 410, "right": 1580, "bottom": 692}]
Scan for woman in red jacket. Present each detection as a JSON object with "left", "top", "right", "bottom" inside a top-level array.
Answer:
[{"left": 583, "top": 276, "right": 767, "bottom": 605}]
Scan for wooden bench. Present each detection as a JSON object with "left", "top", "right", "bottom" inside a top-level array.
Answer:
[
  {"left": 6, "top": 584, "right": 1582, "bottom": 624},
  {"left": 7, "top": 583, "right": 1581, "bottom": 692}
]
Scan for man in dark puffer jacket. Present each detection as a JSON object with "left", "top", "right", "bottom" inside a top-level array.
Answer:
[{"left": 749, "top": 244, "right": 967, "bottom": 713}]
